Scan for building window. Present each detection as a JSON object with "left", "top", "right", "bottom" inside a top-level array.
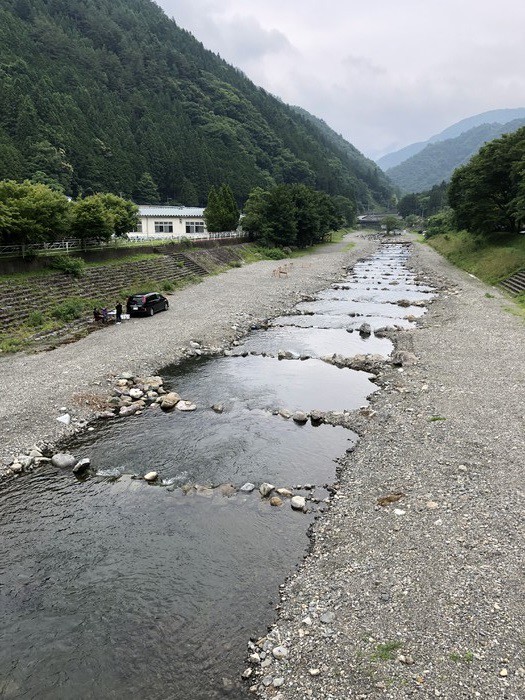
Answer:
[
  {"left": 185, "top": 221, "right": 205, "bottom": 234},
  {"left": 154, "top": 221, "right": 173, "bottom": 233},
  {"left": 136, "top": 221, "right": 143, "bottom": 233}
]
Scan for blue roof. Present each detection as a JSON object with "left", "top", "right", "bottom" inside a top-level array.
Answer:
[{"left": 138, "top": 206, "right": 205, "bottom": 217}]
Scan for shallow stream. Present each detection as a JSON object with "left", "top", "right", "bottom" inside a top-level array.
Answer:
[{"left": 0, "top": 243, "right": 433, "bottom": 699}]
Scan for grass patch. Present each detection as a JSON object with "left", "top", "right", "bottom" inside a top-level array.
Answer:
[
  {"left": 429, "top": 415, "right": 447, "bottom": 422},
  {"left": 27, "top": 310, "right": 46, "bottom": 327},
  {"left": 342, "top": 242, "right": 356, "bottom": 252},
  {"left": 371, "top": 641, "right": 403, "bottom": 662},
  {"left": 428, "top": 230, "right": 525, "bottom": 285},
  {"left": 85, "top": 253, "right": 164, "bottom": 268}
]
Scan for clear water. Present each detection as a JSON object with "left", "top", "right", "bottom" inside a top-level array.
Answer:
[{"left": 232, "top": 326, "right": 393, "bottom": 358}]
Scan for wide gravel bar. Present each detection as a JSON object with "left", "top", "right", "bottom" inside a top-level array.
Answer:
[{"left": 254, "top": 239, "right": 524, "bottom": 700}]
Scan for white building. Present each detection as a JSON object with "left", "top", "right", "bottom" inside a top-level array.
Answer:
[{"left": 131, "top": 206, "right": 207, "bottom": 240}]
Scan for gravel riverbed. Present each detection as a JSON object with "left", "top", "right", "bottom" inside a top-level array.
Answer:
[
  {"left": 251, "top": 240, "right": 525, "bottom": 700},
  {"left": 1, "top": 234, "right": 523, "bottom": 700}
]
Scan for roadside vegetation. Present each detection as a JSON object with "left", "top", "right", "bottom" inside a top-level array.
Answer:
[{"left": 393, "top": 127, "right": 525, "bottom": 311}]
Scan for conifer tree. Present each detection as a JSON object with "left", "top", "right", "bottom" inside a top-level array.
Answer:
[{"left": 133, "top": 172, "right": 160, "bottom": 204}]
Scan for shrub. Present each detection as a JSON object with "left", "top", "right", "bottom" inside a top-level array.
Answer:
[
  {"left": 46, "top": 254, "right": 85, "bottom": 277},
  {"left": 162, "top": 280, "right": 174, "bottom": 292},
  {"left": 257, "top": 246, "right": 288, "bottom": 260},
  {"left": 50, "top": 298, "right": 85, "bottom": 322},
  {"left": 229, "top": 260, "right": 242, "bottom": 267},
  {"left": 27, "top": 311, "right": 45, "bottom": 327}
]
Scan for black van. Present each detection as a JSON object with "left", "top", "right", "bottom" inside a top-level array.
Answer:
[{"left": 126, "top": 293, "right": 169, "bottom": 317}]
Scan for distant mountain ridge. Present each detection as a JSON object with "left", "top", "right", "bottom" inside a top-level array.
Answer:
[
  {"left": 377, "top": 108, "right": 525, "bottom": 171},
  {"left": 384, "top": 117, "right": 525, "bottom": 193}
]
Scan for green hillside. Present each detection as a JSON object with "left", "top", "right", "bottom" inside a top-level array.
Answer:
[
  {"left": 0, "top": 0, "right": 392, "bottom": 209},
  {"left": 386, "top": 119, "right": 525, "bottom": 193},
  {"left": 291, "top": 107, "right": 392, "bottom": 209}
]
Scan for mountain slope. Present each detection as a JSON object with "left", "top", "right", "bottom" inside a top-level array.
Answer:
[
  {"left": 291, "top": 107, "right": 392, "bottom": 207},
  {"left": 0, "top": 0, "right": 392, "bottom": 209},
  {"left": 377, "top": 108, "right": 525, "bottom": 171},
  {"left": 385, "top": 118, "right": 525, "bottom": 193}
]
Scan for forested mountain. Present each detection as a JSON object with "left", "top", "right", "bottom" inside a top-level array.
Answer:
[
  {"left": 385, "top": 118, "right": 525, "bottom": 193},
  {"left": 377, "top": 107, "right": 525, "bottom": 171},
  {"left": 0, "top": 0, "right": 392, "bottom": 209},
  {"left": 291, "top": 107, "right": 392, "bottom": 208}
]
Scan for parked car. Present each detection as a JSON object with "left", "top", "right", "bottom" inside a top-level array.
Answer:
[{"left": 126, "top": 293, "right": 169, "bottom": 317}]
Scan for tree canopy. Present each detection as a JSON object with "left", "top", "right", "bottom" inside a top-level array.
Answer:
[
  {"left": 242, "top": 184, "right": 341, "bottom": 248},
  {"left": 448, "top": 127, "right": 525, "bottom": 235},
  {"left": 0, "top": 181, "right": 138, "bottom": 245},
  {"left": 204, "top": 184, "right": 240, "bottom": 232}
]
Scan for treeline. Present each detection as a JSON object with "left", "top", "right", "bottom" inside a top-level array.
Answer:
[
  {"left": 0, "top": 0, "right": 392, "bottom": 209},
  {"left": 397, "top": 182, "right": 448, "bottom": 220},
  {"left": 394, "top": 126, "right": 525, "bottom": 239},
  {"left": 0, "top": 180, "right": 138, "bottom": 245},
  {"left": 0, "top": 178, "right": 351, "bottom": 249},
  {"left": 449, "top": 126, "right": 525, "bottom": 235},
  {"left": 241, "top": 184, "right": 354, "bottom": 247}
]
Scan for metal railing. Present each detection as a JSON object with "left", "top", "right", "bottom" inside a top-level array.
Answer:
[{"left": 0, "top": 231, "right": 246, "bottom": 256}]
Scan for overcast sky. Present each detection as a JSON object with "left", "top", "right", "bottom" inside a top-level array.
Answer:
[{"left": 155, "top": 0, "right": 525, "bottom": 159}]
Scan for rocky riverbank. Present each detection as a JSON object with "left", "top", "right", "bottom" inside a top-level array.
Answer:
[{"left": 247, "top": 242, "right": 525, "bottom": 699}]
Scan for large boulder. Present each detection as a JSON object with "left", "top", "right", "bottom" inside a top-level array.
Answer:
[
  {"left": 51, "top": 453, "right": 77, "bottom": 469},
  {"left": 160, "top": 392, "right": 182, "bottom": 410},
  {"left": 73, "top": 458, "right": 91, "bottom": 476}
]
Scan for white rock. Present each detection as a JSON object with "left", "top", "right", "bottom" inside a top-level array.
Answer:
[
  {"left": 276, "top": 488, "right": 293, "bottom": 498},
  {"left": 272, "top": 646, "right": 288, "bottom": 660},
  {"left": 144, "top": 471, "right": 158, "bottom": 482},
  {"left": 259, "top": 482, "right": 275, "bottom": 497},
  {"left": 240, "top": 482, "right": 255, "bottom": 492},
  {"left": 56, "top": 413, "right": 71, "bottom": 425},
  {"left": 129, "top": 388, "right": 144, "bottom": 400},
  {"left": 291, "top": 496, "right": 306, "bottom": 511},
  {"left": 176, "top": 400, "right": 197, "bottom": 412},
  {"left": 292, "top": 411, "right": 308, "bottom": 424},
  {"left": 394, "top": 508, "right": 406, "bottom": 515}
]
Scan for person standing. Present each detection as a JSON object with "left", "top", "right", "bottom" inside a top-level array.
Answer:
[
  {"left": 115, "top": 301, "right": 123, "bottom": 324},
  {"left": 101, "top": 307, "right": 108, "bottom": 324}
]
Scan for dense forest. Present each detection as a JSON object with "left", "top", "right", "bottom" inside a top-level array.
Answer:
[
  {"left": 386, "top": 118, "right": 525, "bottom": 193},
  {"left": 0, "top": 0, "right": 392, "bottom": 209},
  {"left": 448, "top": 126, "right": 525, "bottom": 235}
]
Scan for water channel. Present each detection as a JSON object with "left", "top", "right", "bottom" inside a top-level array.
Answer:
[{"left": 0, "top": 243, "right": 433, "bottom": 699}]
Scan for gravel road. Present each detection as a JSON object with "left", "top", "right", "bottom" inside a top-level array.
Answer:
[
  {"left": 253, "top": 240, "right": 525, "bottom": 699},
  {"left": 0, "top": 235, "right": 377, "bottom": 469}
]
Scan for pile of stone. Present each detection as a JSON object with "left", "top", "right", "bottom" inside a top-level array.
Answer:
[
  {"left": 321, "top": 352, "right": 386, "bottom": 373},
  {"left": 3, "top": 444, "right": 92, "bottom": 478},
  {"left": 100, "top": 372, "right": 197, "bottom": 419}
]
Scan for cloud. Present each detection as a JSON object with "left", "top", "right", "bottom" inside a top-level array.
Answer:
[{"left": 156, "top": 0, "right": 525, "bottom": 158}]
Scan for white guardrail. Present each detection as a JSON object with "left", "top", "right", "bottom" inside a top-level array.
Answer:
[{"left": 0, "top": 231, "right": 246, "bottom": 256}]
